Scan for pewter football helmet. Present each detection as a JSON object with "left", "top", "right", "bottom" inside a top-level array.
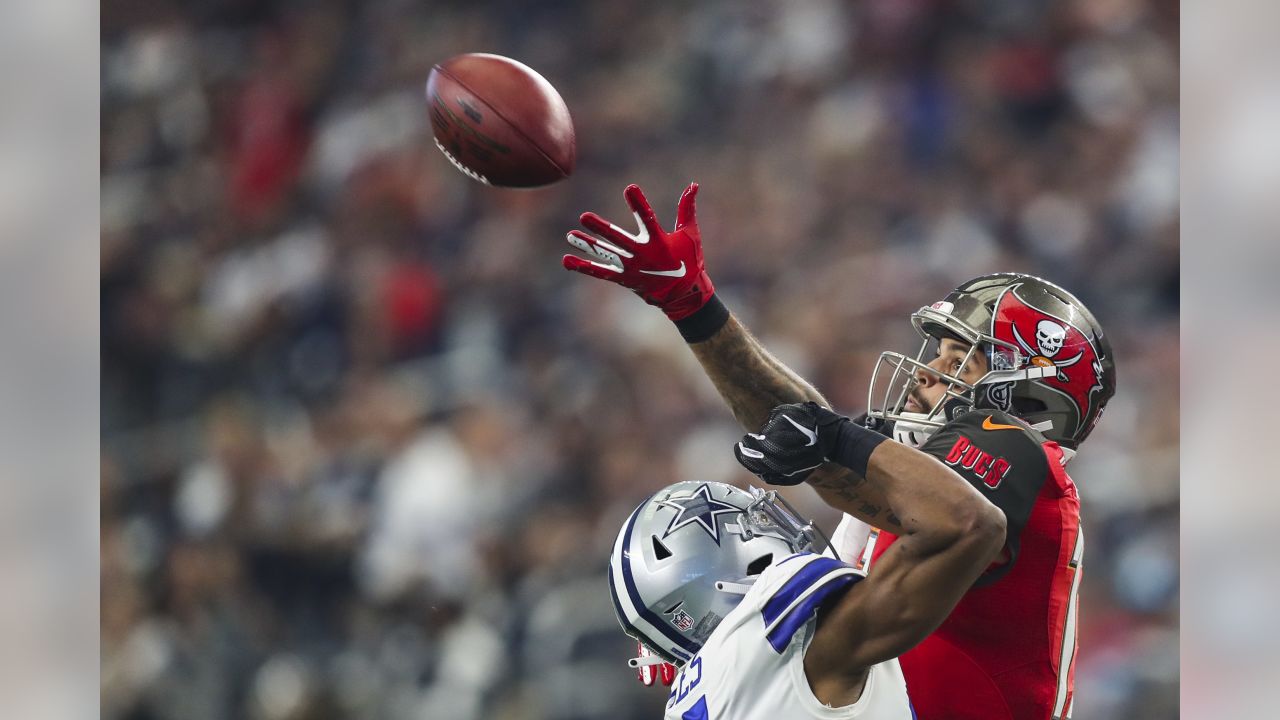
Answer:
[
  {"left": 608, "top": 481, "right": 828, "bottom": 666},
  {"left": 868, "top": 273, "right": 1116, "bottom": 451}
]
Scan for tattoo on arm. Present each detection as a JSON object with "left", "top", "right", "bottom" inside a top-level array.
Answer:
[
  {"left": 684, "top": 313, "right": 906, "bottom": 532},
  {"left": 689, "top": 314, "right": 826, "bottom": 430},
  {"left": 808, "top": 465, "right": 905, "bottom": 533}
]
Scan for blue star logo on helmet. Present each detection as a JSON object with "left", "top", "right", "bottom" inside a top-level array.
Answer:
[{"left": 658, "top": 483, "right": 741, "bottom": 546}]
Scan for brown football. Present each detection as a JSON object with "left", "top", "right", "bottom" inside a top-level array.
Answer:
[{"left": 426, "top": 53, "right": 576, "bottom": 188}]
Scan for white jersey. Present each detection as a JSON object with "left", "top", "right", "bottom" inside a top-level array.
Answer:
[{"left": 662, "top": 552, "right": 914, "bottom": 720}]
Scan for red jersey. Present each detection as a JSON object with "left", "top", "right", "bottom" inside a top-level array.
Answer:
[{"left": 862, "top": 409, "right": 1083, "bottom": 720}]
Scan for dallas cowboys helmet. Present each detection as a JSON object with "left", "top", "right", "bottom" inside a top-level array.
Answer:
[
  {"left": 608, "top": 481, "right": 829, "bottom": 666},
  {"left": 868, "top": 273, "right": 1116, "bottom": 452}
]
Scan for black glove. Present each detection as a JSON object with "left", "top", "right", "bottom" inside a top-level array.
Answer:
[{"left": 734, "top": 402, "right": 848, "bottom": 486}]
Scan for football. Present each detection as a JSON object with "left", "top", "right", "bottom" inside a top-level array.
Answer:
[{"left": 426, "top": 53, "right": 576, "bottom": 188}]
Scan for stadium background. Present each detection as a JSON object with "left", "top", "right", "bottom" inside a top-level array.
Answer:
[{"left": 100, "top": 1, "right": 1179, "bottom": 718}]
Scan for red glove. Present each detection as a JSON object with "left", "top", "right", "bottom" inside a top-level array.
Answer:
[
  {"left": 633, "top": 642, "right": 678, "bottom": 687},
  {"left": 563, "top": 183, "right": 715, "bottom": 321}
]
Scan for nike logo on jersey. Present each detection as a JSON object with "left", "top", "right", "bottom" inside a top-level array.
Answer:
[
  {"left": 982, "top": 416, "right": 1022, "bottom": 432},
  {"left": 781, "top": 415, "right": 818, "bottom": 446},
  {"left": 639, "top": 261, "right": 687, "bottom": 278}
]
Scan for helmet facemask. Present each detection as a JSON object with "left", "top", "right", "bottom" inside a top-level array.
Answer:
[
  {"left": 868, "top": 305, "right": 1055, "bottom": 447},
  {"left": 733, "top": 486, "right": 831, "bottom": 556}
]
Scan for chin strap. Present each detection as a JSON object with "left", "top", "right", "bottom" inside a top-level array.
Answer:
[
  {"left": 891, "top": 412, "right": 938, "bottom": 448},
  {"left": 894, "top": 392, "right": 1058, "bottom": 449},
  {"left": 713, "top": 578, "right": 756, "bottom": 595}
]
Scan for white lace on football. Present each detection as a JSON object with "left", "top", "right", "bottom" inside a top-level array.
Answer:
[{"left": 433, "top": 137, "right": 490, "bottom": 185}]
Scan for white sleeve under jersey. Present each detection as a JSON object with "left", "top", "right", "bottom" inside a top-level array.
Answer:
[
  {"left": 662, "top": 553, "right": 915, "bottom": 720},
  {"left": 830, "top": 514, "right": 874, "bottom": 571}
]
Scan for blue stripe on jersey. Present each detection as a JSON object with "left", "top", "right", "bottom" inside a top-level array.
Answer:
[
  {"left": 681, "top": 696, "right": 709, "bottom": 720},
  {"left": 619, "top": 501, "right": 701, "bottom": 660},
  {"left": 765, "top": 571, "right": 860, "bottom": 652},
  {"left": 775, "top": 552, "right": 806, "bottom": 567},
  {"left": 761, "top": 556, "right": 850, "bottom": 626}
]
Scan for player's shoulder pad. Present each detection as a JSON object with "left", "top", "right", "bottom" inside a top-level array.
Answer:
[
  {"left": 756, "top": 553, "right": 861, "bottom": 654},
  {"left": 753, "top": 552, "right": 838, "bottom": 590},
  {"left": 922, "top": 408, "right": 1049, "bottom": 491}
]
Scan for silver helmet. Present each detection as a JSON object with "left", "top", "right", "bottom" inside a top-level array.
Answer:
[
  {"left": 868, "top": 273, "right": 1116, "bottom": 451},
  {"left": 608, "top": 481, "right": 828, "bottom": 666}
]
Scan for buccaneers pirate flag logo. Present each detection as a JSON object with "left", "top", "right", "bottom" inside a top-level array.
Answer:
[{"left": 991, "top": 285, "right": 1106, "bottom": 434}]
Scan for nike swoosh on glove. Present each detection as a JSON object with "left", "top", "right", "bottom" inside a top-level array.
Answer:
[
  {"left": 562, "top": 183, "right": 715, "bottom": 321},
  {"left": 734, "top": 402, "right": 848, "bottom": 486}
]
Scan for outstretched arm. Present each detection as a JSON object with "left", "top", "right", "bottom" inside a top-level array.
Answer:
[
  {"left": 689, "top": 316, "right": 904, "bottom": 530},
  {"left": 562, "top": 182, "right": 821, "bottom": 430},
  {"left": 686, "top": 314, "right": 825, "bottom": 429},
  {"left": 563, "top": 183, "right": 900, "bottom": 530}
]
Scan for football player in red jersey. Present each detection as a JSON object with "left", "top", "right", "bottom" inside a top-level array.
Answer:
[{"left": 562, "top": 183, "right": 1117, "bottom": 719}]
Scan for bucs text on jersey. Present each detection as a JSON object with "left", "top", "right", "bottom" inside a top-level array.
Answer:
[
  {"left": 664, "top": 552, "right": 915, "bottom": 720},
  {"left": 837, "top": 408, "right": 1082, "bottom": 720}
]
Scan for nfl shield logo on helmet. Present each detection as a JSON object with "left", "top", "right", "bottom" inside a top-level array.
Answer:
[
  {"left": 664, "top": 601, "right": 697, "bottom": 632},
  {"left": 672, "top": 610, "right": 695, "bottom": 632}
]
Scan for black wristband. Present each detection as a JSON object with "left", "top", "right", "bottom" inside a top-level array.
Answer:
[
  {"left": 826, "top": 420, "right": 891, "bottom": 478},
  {"left": 674, "top": 294, "right": 730, "bottom": 344}
]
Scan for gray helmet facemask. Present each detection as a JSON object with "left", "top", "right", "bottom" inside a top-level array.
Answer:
[
  {"left": 608, "top": 482, "right": 830, "bottom": 667},
  {"left": 868, "top": 302, "right": 1057, "bottom": 448}
]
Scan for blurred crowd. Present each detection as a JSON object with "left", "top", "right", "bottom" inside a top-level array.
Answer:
[{"left": 100, "top": 0, "right": 1179, "bottom": 718}]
